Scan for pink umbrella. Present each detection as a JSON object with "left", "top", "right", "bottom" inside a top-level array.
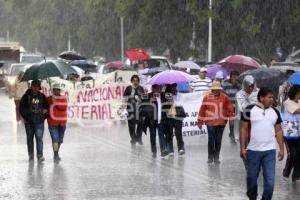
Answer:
[
  {"left": 105, "top": 61, "right": 129, "bottom": 69},
  {"left": 148, "top": 70, "right": 193, "bottom": 85},
  {"left": 218, "top": 55, "right": 261, "bottom": 72}
]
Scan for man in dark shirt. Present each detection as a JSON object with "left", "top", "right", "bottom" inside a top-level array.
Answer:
[
  {"left": 123, "top": 75, "right": 145, "bottom": 145},
  {"left": 20, "top": 80, "right": 49, "bottom": 163}
]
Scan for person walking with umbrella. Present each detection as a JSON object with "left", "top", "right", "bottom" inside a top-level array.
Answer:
[
  {"left": 222, "top": 71, "right": 240, "bottom": 142},
  {"left": 164, "top": 83, "right": 186, "bottom": 156},
  {"left": 123, "top": 75, "right": 145, "bottom": 146},
  {"left": 139, "top": 84, "right": 169, "bottom": 157},
  {"left": 236, "top": 75, "right": 259, "bottom": 170},
  {"left": 198, "top": 81, "right": 234, "bottom": 164},
  {"left": 47, "top": 84, "right": 68, "bottom": 162},
  {"left": 282, "top": 85, "right": 300, "bottom": 183},
  {"left": 236, "top": 75, "right": 259, "bottom": 113},
  {"left": 19, "top": 80, "right": 49, "bottom": 163}
]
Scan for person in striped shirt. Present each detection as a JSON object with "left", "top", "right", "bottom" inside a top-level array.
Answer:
[{"left": 191, "top": 67, "right": 212, "bottom": 92}]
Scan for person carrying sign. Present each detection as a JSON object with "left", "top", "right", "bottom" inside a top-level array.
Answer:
[{"left": 198, "top": 80, "right": 234, "bottom": 164}]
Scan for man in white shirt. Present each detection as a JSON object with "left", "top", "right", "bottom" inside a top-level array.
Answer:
[
  {"left": 190, "top": 67, "right": 212, "bottom": 92},
  {"left": 240, "top": 87, "right": 285, "bottom": 200}
]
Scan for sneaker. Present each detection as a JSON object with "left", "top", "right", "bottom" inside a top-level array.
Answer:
[
  {"left": 293, "top": 179, "right": 300, "bottom": 184},
  {"left": 230, "top": 136, "right": 236, "bottom": 143},
  {"left": 214, "top": 158, "right": 221, "bottom": 164},
  {"left": 38, "top": 156, "right": 45, "bottom": 163},
  {"left": 207, "top": 159, "right": 214, "bottom": 164},
  {"left": 137, "top": 141, "right": 144, "bottom": 145},
  {"left": 29, "top": 155, "right": 34, "bottom": 161},
  {"left": 161, "top": 150, "right": 169, "bottom": 158},
  {"left": 168, "top": 152, "right": 174, "bottom": 157},
  {"left": 282, "top": 176, "right": 289, "bottom": 182},
  {"left": 54, "top": 155, "right": 61, "bottom": 162},
  {"left": 179, "top": 149, "right": 185, "bottom": 155},
  {"left": 152, "top": 153, "right": 157, "bottom": 158}
]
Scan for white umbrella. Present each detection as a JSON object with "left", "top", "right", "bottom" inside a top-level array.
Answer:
[{"left": 174, "top": 61, "right": 201, "bottom": 70}]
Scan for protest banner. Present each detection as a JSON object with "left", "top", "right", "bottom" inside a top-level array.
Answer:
[{"left": 177, "top": 92, "right": 208, "bottom": 137}]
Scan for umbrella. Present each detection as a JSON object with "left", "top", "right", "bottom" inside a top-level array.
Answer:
[
  {"left": 22, "top": 60, "right": 77, "bottom": 81},
  {"left": 105, "top": 61, "right": 129, "bottom": 69},
  {"left": 147, "top": 70, "right": 193, "bottom": 85},
  {"left": 142, "top": 66, "right": 167, "bottom": 76},
  {"left": 288, "top": 72, "right": 300, "bottom": 85},
  {"left": 218, "top": 55, "right": 261, "bottom": 72},
  {"left": 125, "top": 48, "right": 150, "bottom": 61},
  {"left": 206, "top": 65, "right": 230, "bottom": 79},
  {"left": 270, "top": 62, "right": 300, "bottom": 72},
  {"left": 70, "top": 60, "right": 97, "bottom": 72},
  {"left": 174, "top": 61, "right": 201, "bottom": 70},
  {"left": 59, "top": 51, "right": 86, "bottom": 60},
  {"left": 286, "top": 49, "right": 300, "bottom": 63},
  {"left": 238, "top": 68, "right": 287, "bottom": 88}
]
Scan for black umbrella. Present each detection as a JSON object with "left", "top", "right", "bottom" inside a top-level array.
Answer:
[
  {"left": 59, "top": 51, "right": 86, "bottom": 61},
  {"left": 238, "top": 68, "right": 288, "bottom": 88},
  {"left": 70, "top": 60, "right": 97, "bottom": 72},
  {"left": 22, "top": 60, "right": 76, "bottom": 81}
]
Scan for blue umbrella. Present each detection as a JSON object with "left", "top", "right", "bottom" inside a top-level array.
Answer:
[{"left": 288, "top": 72, "right": 300, "bottom": 85}]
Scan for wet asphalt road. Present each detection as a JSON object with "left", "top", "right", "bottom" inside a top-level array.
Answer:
[{"left": 0, "top": 90, "right": 299, "bottom": 200}]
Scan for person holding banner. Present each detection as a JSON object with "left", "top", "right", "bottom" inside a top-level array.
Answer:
[
  {"left": 123, "top": 75, "right": 145, "bottom": 146},
  {"left": 282, "top": 85, "right": 300, "bottom": 183},
  {"left": 47, "top": 84, "right": 68, "bottom": 162},
  {"left": 198, "top": 80, "right": 234, "bottom": 164}
]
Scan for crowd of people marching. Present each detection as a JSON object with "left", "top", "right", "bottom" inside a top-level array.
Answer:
[
  {"left": 10, "top": 59, "right": 299, "bottom": 200},
  {"left": 123, "top": 63, "right": 300, "bottom": 199}
]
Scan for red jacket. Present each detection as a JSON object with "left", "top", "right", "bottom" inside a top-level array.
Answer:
[
  {"left": 198, "top": 92, "right": 234, "bottom": 127},
  {"left": 47, "top": 96, "right": 68, "bottom": 126}
]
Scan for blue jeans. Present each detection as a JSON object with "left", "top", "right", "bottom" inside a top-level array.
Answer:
[
  {"left": 48, "top": 125, "right": 66, "bottom": 144},
  {"left": 25, "top": 123, "right": 44, "bottom": 158},
  {"left": 206, "top": 125, "right": 225, "bottom": 160},
  {"left": 247, "top": 150, "right": 276, "bottom": 200}
]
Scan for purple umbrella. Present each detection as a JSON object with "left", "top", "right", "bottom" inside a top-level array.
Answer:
[
  {"left": 148, "top": 70, "right": 193, "bottom": 85},
  {"left": 207, "top": 65, "right": 230, "bottom": 79}
]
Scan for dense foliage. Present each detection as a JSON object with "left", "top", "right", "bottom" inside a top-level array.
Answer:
[{"left": 0, "top": 0, "right": 299, "bottom": 63}]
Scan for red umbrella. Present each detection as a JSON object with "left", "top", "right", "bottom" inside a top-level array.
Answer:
[
  {"left": 105, "top": 61, "right": 129, "bottom": 69},
  {"left": 125, "top": 48, "right": 150, "bottom": 61},
  {"left": 218, "top": 55, "right": 261, "bottom": 72}
]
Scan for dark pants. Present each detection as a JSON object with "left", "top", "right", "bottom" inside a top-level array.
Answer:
[
  {"left": 149, "top": 122, "right": 167, "bottom": 154},
  {"left": 127, "top": 118, "right": 143, "bottom": 143},
  {"left": 25, "top": 122, "right": 44, "bottom": 158},
  {"left": 165, "top": 118, "right": 184, "bottom": 153},
  {"left": 247, "top": 150, "right": 276, "bottom": 200},
  {"left": 229, "top": 123, "right": 235, "bottom": 138},
  {"left": 206, "top": 125, "right": 225, "bottom": 160},
  {"left": 283, "top": 139, "right": 300, "bottom": 181}
]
